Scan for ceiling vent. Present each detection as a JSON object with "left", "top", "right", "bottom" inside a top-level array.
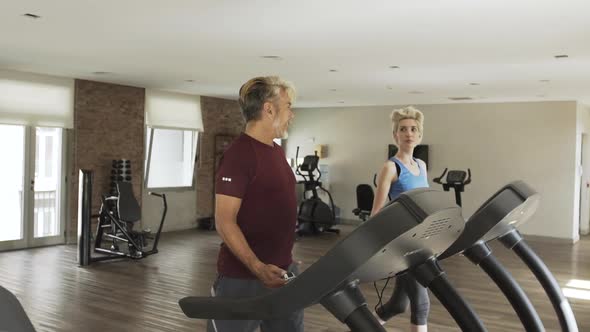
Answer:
[
  {"left": 23, "top": 13, "right": 41, "bottom": 19},
  {"left": 260, "top": 56, "right": 282, "bottom": 60},
  {"left": 448, "top": 97, "right": 473, "bottom": 101}
]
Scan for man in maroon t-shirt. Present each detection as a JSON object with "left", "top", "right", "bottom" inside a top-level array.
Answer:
[{"left": 207, "top": 76, "right": 303, "bottom": 332}]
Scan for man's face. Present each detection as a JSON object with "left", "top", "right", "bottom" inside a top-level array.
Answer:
[{"left": 271, "top": 90, "right": 294, "bottom": 139}]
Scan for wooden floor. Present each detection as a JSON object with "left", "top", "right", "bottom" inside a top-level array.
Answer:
[{"left": 0, "top": 225, "right": 589, "bottom": 332}]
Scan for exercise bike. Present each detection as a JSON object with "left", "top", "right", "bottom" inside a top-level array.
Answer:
[
  {"left": 433, "top": 168, "right": 471, "bottom": 207},
  {"left": 295, "top": 147, "right": 340, "bottom": 235}
]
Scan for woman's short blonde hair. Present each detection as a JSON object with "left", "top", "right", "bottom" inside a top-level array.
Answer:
[{"left": 390, "top": 106, "right": 424, "bottom": 143}]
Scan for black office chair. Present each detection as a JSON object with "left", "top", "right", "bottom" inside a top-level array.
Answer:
[{"left": 352, "top": 184, "right": 374, "bottom": 221}]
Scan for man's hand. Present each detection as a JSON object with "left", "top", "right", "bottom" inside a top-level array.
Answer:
[{"left": 252, "top": 261, "right": 288, "bottom": 288}]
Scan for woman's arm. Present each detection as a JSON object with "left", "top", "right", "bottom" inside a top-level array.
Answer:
[
  {"left": 370, "top": 161, "right": 398, "bottom": 217},
  {"left": 417, "top": 158, "right": 428, "bottom": 178}
]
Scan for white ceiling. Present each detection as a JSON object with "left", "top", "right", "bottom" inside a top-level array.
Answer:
[{"left": 1, "top": 0, "right": 589, "bottom": 108}]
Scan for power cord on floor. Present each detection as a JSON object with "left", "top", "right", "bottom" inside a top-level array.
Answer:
[{"left": 373, "top": 277, "right": 392, "bottom": 312}]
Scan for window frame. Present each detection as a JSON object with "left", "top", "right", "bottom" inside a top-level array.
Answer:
[{"left": 144, "top": 126, "right": 200, "bottom": 191}]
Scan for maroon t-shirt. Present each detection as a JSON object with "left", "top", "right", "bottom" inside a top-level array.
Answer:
[{"left": 215, "top": 133, "right": 297, "bottom": 279}]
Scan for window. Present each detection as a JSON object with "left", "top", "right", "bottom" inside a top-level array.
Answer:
[
  {"left": 145, "top": 127, "right": 198, "bottom": 189},
  {"left": 144, "top": 89, "right": 203, "bottom": 189}
]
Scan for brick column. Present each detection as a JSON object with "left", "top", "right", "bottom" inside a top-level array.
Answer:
[
  {"left": 68, "top": 80, "right": 145, "bottom": 242},
  {"left": 196, "top": 97, "right": 244, "bottom": 219}
]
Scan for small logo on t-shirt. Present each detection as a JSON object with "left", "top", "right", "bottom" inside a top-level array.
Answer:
[{"left": 222, "top": 177, "right": 232, "bottom": 182}]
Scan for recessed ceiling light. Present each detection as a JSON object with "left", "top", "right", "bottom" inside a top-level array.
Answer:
[
  {"left": 389, "top": 66, "right": 400, "bottom": 69},
  {"left": 409, "top": 91, "right": 424, "bottom": 94},
  {"left": 469, "top": 83, "right": 480, "bottom": 86},
  {"left": 260, "top": 55, "right": 283, "bottom": 60},
  {"left": 448, "top": 97, "right": 473, "bottom": 101},
  {"left": 92, "top": 71, "right": 111, "bottom": 75},
  {"left": 23, "top": 13, "right": 41, "bottom": 19},
  {"left": 329, "top": 69, "right": 338, "bottom": 72},
  {"left": 554, "top": 54, "right": 569, "bottom": 59},
  {"left": 539, "top": 79, "right": 551, "bottom": 83}
]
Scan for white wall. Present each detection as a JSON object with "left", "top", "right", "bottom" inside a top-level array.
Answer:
[
  {"left": 577, "top": 103, "right": 590, "bottom": 236},
  {"left": 141, "top": 189, "right": 198, "bottom": 232},
  {"left": 286, "top": 101, "right": 579, "bottom": 240}
]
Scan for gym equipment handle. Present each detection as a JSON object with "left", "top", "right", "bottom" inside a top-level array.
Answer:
[{"left": 433, "top": 168, "right": 448, "bottom": 184}]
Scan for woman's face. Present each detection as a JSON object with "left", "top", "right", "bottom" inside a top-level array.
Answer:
[{"left": 394, "top": 118, "right": 421, "bottom": 148}]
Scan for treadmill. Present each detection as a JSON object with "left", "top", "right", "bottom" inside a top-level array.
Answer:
[
  {"left": 0, "top": 286, "right": 36, "bottom": 332},
  {"left": 378, "top": 181, "right": 545, "bottom": 331},
  {"left": 379, "top": 180, "right": 578, "bottom": 332},
  {"left": 179, "top": 188, "right": 487, "bottom": 331}
]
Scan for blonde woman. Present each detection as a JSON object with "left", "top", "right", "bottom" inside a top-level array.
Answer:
[{"left": 372, "top": 106, "right": 430, "bottom": 332}]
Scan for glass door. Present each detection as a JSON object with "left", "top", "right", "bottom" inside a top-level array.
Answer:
[
  {"left": 31, "top": 127, "right": 65, "bottom": 246},
  {"left": 0, "top": 125, "right": 66, "bottom": 251},
  {"left": 0, "top": 124, "right": 27, "bottom": 250}
]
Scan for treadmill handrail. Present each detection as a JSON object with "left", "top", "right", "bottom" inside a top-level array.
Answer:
[
  {"left": 180, "top": 200, "right": 418, "bottom": 320},
  {"left": 179, "top": 188, "right": 462, "bottom": 320}
]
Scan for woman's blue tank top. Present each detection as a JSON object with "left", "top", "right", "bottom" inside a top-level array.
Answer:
[{"left": 388, "top": 157, "right": 429, "bottom": 200}]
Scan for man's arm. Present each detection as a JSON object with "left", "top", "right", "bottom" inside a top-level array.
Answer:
[{"left": 215, "top": 194, "right": 287, "bottom": 288}]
